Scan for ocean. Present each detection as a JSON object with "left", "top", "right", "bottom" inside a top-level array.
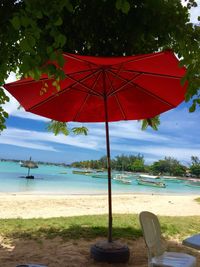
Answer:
[{"left": 0, "top": 161, "right": 199, "bottom": 195}]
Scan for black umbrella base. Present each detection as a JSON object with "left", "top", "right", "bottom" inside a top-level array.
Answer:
[
  {"left": 90, "top": 240, "right": 130, "bottom": 263},
  {"left": 26, "top": 175, "right": 34, "bottom": 179}
]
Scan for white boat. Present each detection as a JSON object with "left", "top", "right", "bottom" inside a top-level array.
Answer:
[
  {"left": 137, "top": 178, "right": 166, "bottom": 188},
  {"left": 139, "top": 174, "right": 160, "bottom": 179},
  {"left": 72, "top": 169, "right": 93, "bottom": 175},
  {"left": 113, "top": 174, "right": 132, "bottom": 184}
]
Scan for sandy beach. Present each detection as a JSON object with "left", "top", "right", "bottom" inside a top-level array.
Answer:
[{"left": 0, "top": 193, "right": 199, "bottom": 218}]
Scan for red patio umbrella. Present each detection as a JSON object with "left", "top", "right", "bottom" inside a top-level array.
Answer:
[{"left": 4, "top": 50, "right": 187, "bottom": 262}]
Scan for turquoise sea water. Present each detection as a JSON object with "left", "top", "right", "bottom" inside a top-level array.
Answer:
[{"left": 0, "top": 161, "right": 199, "bottom": 195}]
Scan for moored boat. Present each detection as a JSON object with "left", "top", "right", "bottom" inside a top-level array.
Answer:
[
  {"left": 113, "top": 174, "right": 132, "bottom": 184},
  {"left": 137, "top": 178, "right": 166, "bottom": 188},
  {"left": 92, "top": 174, "right": 108, "bottom": 179},
  {"left": 96, "top": 169, "right": 105, "bottom": 173},
  {"left": 72, "top": 170, "right": 93, "bottom": 175},
  {"left": 139, "top": 174, "right": 160, "bottom": 179}
]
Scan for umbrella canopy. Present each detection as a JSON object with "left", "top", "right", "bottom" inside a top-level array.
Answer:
[
  {"left": 4, "top": 50, "right": 187, "bottom": 246},
  {"left": 4, "top": 50, "right": 186, "bottom": 122},
  {"left": 21, "top": 158, "right": 38, "bottom": 169},
  {"left": 21, "top": 157, "right": 38, "bottom": 178}
]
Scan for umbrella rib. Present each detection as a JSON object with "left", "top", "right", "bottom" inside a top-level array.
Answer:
[
  {"left": 133, "top": 83, "right": 175, "bottom": 108},
  {"left": 28, "top": 69, "right": 103, "bottom": 112},
  {"left": 109, "top": 51, "right": 180, "bottom": 68},
  {"left": 107, "top": 71, "right": 143, "bottom": 96},
  {"left": 73, "top": 71, "right": 103, "bottom": 121},
  {"left": 111, "top": 68, "right": 184, "bottom": 79},
  {"left": 64, "top": 53, "right": 100, "bottom": 67},
  {"left": 73, "top": 94, "right": 91, "bottom": 121},
  {"left": 7, "top": 68, "right": 98, "bottom": 87},
  {"left": 107, "top": 70, "right": 175, "bottom": 108},
  {"left": 65, "top": 71, "right": 103, "bottom": 97},
  {"left": 106, "top": 63, "right": 125, "bottom": 95},
  {"left": 105, "top": 71, "right": 127, "bottom": 120},
  {"left": 114, "top": 94, "right": 127, "bottom": 120},
  {"left": 65, "top": 51, "right": 169, "bottom": 68}
]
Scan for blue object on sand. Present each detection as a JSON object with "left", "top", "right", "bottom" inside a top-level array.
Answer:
[{"left": 183, "top": 234, "right": 200, "bottom": 250}]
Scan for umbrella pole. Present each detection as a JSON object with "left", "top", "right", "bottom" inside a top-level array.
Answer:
[
  {"left": 91, "top": 98, "right": 129, "bottom": 263},
  {"left": 104, "top": 96, "right": 112, "bottom": 243}
]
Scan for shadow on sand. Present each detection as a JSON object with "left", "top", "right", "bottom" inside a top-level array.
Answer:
[{"left": 0, "top": 225, "right": 199, "bottom": 267}]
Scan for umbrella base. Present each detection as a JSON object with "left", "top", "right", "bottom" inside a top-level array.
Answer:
[
  {"left": 26, "top": 175, "right": 34, "bottom": 179},
  {"left": 90, "top": 240, "right": 130, "bottom": 263}
]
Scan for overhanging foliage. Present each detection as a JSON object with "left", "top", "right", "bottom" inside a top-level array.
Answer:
[{"left": 0, "top": 0, "right": 200, "bottom": 132}]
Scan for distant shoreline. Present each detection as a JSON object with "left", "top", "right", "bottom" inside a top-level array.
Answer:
[{"left": 0, "top": 191, "right": 199, "bottom": 196}]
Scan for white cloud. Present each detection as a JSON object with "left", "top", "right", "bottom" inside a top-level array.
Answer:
[
  {"left": 1, "top": 137, "right": 58, "bottom": 152},
  {"left": 110, "top": 143, "right": 200, "bottom": 165},
  {"left": 1, "top": 127, "right": 99, "bottom": 151},
  {"left": 145, "top": 146, "right": 200, "bottom": 160},
  {"left": 1, "top": 117, "right": 199, "bottom": 164},
  {"left": 85, "top": 121, "right": 170, "bottom": 143}
]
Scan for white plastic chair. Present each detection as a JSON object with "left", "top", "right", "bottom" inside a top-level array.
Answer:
[{"left": 139, "top": 211, "right": 196, "bottom": 267}]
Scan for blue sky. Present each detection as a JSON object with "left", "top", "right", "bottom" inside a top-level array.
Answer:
[{"left": 1, "top": 2, "right": 200, "bottom": 165}]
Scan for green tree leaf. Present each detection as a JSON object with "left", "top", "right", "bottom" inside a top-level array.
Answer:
[
  {"left": 71, "top": 127, "right": 88, "bottom": 135},
  {"left": 54, "top": 17, "right": 63, "bottom": 26},
  {"left": 189, "top": 102, "right": 196, "bottom": 112},
  {"left": 1, "top": 0, "right": 200, "bottom": 133},
  {"left": 46, "top": 120, "right": 69, "bottom": 136},
  {"left": 140, "top": 116, "right": 160, "bottom": 131},
  {"left": 11, "top": 16, "right": 20, "bottom": 30}
]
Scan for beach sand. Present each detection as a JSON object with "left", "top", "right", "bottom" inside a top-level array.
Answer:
[
  {"left": 0, "top": 193, "right": 199, "bottom": 266},
  {"left": 0, "top": 193, "right": 199, "bottom": 218}
]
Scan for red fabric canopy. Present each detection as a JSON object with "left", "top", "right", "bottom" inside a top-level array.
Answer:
[{"left": 4, "top": 50, "right": 187, "bottom": 123}]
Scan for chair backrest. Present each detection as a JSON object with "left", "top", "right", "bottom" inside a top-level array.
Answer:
[{"left": 139, "top": 211, "right": 164, "bottom": 257}]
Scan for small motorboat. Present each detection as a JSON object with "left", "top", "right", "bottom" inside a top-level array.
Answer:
[
  {"left": 113, "top": 174, "right": 132, "bottom": 185},
  {"left": 139, "top": 174, "right": 160, "bottom": 179},
  {"left": 91, "top": 174, "right": 108, "bottom": 179},
  {"left": 137, "top": 178, "right": 166, "bottom": 188},
  {"left": 72, "top": 170, "right": 93, "bottom": 175}
]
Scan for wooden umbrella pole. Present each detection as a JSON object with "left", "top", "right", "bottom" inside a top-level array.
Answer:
[
  {"left": 105, "top": 119, "right": 112, "bottom": 243},
  {"left": 104, "top": 95, "right": 112, "bottom": 243},
  {"left": 102, "top": 69, "right": 112, "bottom": 243}
]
